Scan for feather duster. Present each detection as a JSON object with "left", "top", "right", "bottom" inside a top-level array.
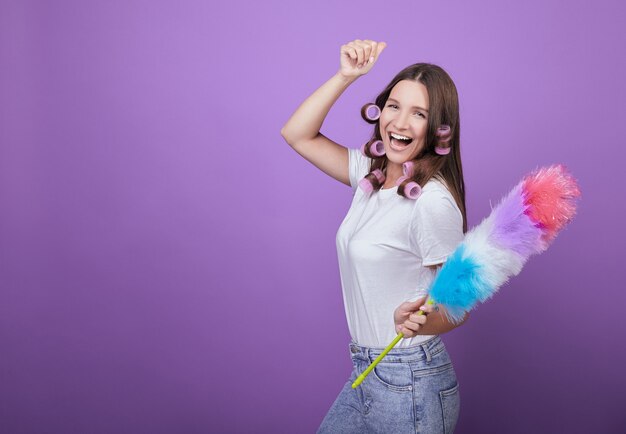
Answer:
[
  {"left": 430, "top": 164, "right": 581, "bottom": 323},
  {"left": 352, "top": 164, "right": 581, "bottom": 388}
]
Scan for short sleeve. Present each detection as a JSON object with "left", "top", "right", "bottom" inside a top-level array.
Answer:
[
  {"left": 409, "top": 183, "right": 464, "bottom": 266},
  {"left": 348, "top": 147, "right": 372, "bottom": 192}
]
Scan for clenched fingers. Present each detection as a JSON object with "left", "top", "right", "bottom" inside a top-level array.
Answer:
[
  {"left": 347, "top": 39, "right": 379, "bottom": 68},
  {"left": 409, "top": 313, "right": 428, "bottom": 324},
  {"left": 355, "top": 40, "right": 374, "bottom": 66},
  {"left": 341, "top": 44, "right": 358, "bottom": 62},
  {"left": 404, "top": 314, "right": 427, "bottom": 330},
  {"left": 352, "top": 40, "right": 366, "bottom": 67}
]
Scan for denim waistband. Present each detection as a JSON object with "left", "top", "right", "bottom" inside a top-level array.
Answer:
[{"left": 349, "top": 336, "right": 445, "bottom": 363}]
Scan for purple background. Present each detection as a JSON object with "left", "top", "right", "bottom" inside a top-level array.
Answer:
[{"left": 1, "top": 0, "right": 624, "bottom": 433}]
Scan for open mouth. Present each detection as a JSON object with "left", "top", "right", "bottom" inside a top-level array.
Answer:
[{"left": 389, "top": 132, "right": 413, "bottom": 149}]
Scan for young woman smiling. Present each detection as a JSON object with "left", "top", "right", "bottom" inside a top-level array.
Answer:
[{"left": 282, "top": 39, "right": 469, "bottom": 434}]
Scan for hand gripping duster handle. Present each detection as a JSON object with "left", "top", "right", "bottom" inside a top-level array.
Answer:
[{"left": 351, "top": 164, "right": 581, "bottom": 389}]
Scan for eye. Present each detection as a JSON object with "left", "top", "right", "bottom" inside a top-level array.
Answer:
[
  {"left": 414, "top": 112, "right": 426, "bottom": 118},
  {"left": 387, "top": 104, "right": 398, "bottom": 109}
]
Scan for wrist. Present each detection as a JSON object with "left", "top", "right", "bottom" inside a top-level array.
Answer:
[{"left": 335, "top": 71, "right": 359, "bottom": 85}]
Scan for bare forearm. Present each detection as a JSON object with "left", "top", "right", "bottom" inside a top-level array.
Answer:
[
  {"left": 417, "top": 310, "right": 468, "bottom": 336},
  {"left": 280, "top": 72, "right": 358, "bottom": 144}
]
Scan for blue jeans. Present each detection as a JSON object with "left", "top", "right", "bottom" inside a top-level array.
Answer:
[{"left": 317, "top": 336, "right": 460, "bottom": 434}]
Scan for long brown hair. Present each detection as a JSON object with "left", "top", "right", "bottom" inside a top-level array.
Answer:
[{"left": 362, "top": 63, "right": 468, "bottom": 232}]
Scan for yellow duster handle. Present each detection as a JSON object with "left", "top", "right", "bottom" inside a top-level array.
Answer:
[{"left": 351, "top": 299, "right": 434, "bottom": 388}]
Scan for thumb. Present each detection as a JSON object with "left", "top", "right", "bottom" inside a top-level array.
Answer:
[
  {"left": 403, "top": 296, "right": 427, "bottom": 312},
  {"left": 376, "top": 42, "right": 387, "bottom": 57}
]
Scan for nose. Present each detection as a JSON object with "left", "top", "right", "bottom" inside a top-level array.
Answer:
[{"left": 393, "top": 111, "right": 411, "bottom": 131}]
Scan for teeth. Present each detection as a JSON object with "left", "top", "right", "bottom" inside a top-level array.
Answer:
[{"left": 391, "top": 132, "right": 412, "bottom": 141}]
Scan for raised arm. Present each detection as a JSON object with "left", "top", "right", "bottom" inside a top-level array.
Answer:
[{"left": 280, "top": 40, "right": 387, "bottom": 186}]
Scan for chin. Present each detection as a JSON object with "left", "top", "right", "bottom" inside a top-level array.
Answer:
[
  {"left": 384, "top": 146, "right": 421, "bottom": 164},
  {"left": 386, "top": 154, "right": 410, "bottom": 165}
]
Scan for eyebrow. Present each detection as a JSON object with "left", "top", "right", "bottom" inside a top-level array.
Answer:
[{"left": 387, "top": 98, "right": 429, "bottom": 112}]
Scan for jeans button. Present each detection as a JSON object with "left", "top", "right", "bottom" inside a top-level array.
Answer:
[{"left": 350, "top": 345, "right": 358, "bottom": 354}]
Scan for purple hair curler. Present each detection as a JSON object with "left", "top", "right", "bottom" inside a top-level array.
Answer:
[
  {"left": 404, "top": 181, "right": 422, "bottom": 199},
  {"left": 362, "top": 103, "right": 381, "bottom": 122},
  {"left": 402, "top": 161, "right": 415, "bottom": 177},
  {"left": 435, "top": 146, "right": 451, "bottom": 155},
  {"left": 369, "top": 140, "right": 385, "bottom": 157}
]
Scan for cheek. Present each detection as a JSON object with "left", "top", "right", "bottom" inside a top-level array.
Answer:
[
  {"left": 410, "top": 133, "right": 427, "bottom": 156},
  {"left": 378, "top": 120, "right": 389, "bottom": 137},
  {"left": 379, "top": 112, "right": 392, "bottom": 127},
  {"left": 411, "top": 126, "right": 428, "bottom": 146},
  {"left": 415, "top": 121, "right": 428, "bottom": 135}
]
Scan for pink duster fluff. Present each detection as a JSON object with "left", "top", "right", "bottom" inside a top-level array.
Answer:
[{"left": 523, "top": 164, "right": 581, "bottom": 246}]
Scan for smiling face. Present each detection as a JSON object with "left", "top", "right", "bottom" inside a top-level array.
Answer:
[{"left": 378, "top": 79, "right": 430, "bottom": 165}]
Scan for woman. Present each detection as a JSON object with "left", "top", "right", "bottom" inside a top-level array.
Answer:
[{"left": 281, "top": 39, "right": 470, "bottom": 434}]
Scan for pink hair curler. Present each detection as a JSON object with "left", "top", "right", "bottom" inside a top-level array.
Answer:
[
  {"left": 402, "top": 161, "right": 415, "bottom": 177},
  {"left": 358, "top": 178, "right": 374, "bottom": 194},
  {"left": 404, "top": 181, "right": 422, "bottom": 199},
  {"left": 435, "top": 124, "right": 452, "bottom": 155},
  {"left": 359, "top": 169, "right": 386, "bottom": 194},
  {"left": 371, "top": 169, "right": 386, "bottom": 184},
  {"left": 362, "top": 103, "right": 381, "bottom": 122},
  {"left": 395, "top": 175, "right": 408, "bottom": 186},
  {"left": 369, "top": 140, "right": 385, "bottom": 157},
  {"left": 360, "top": 143, "right": 367, "bottom": 156},
  {"left": 436, "top": 125, "right": 451, "bottom": 142}
]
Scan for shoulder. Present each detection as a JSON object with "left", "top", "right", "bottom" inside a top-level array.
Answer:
[
  {"left": 348, "top": 147, "right": 371, "bottom": 170},
  {"left": 416, "top": 177, "right": 459, "bottom": 212},
  {"left": 409, "top": 177, "right": 463, "bottom": 230},
  {"left": 408, "top": 176, "right": 465, "bottom": 263}
]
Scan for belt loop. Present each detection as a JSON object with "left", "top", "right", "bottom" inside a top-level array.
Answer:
[
  {"left": 350, "top": 342, "right": 359, "bottom": 355},
  {"left": 421, "top": 343, "right": 432, "bottom": 363}
]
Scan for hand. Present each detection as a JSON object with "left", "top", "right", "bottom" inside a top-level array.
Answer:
[
  {"left": 393, "top": 297, "right": 437, "bottom": 338},
  {"left": 338, "top": 39, "right": 387, "bottom": 79}
]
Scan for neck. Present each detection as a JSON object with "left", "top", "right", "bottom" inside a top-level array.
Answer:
[{"left": 383, "top": 161, "right": 403, "bottom": 188}]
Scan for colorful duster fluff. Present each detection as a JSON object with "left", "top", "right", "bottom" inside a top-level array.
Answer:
[
  {"left": 351, "top": 164, "right": 581, "bottom": 389},
  {"left": 430, "top": 164, "right": 581, "bottom": 323}
]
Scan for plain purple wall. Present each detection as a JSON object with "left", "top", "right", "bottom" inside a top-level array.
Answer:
[{"left": 1, "top": 0, "right": 624, "bottom": 433}]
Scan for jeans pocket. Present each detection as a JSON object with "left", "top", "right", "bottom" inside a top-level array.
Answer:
[
  {"left": 371, "top": 362, "right": 413, "bottom": 392},
  {"left": 439, "top": 382, "right": 460, "bottom": 434}
]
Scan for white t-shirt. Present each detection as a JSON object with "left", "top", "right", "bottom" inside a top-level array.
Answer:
[{"left": 335, "top": 148, "right": 464, "bottom": 348}]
